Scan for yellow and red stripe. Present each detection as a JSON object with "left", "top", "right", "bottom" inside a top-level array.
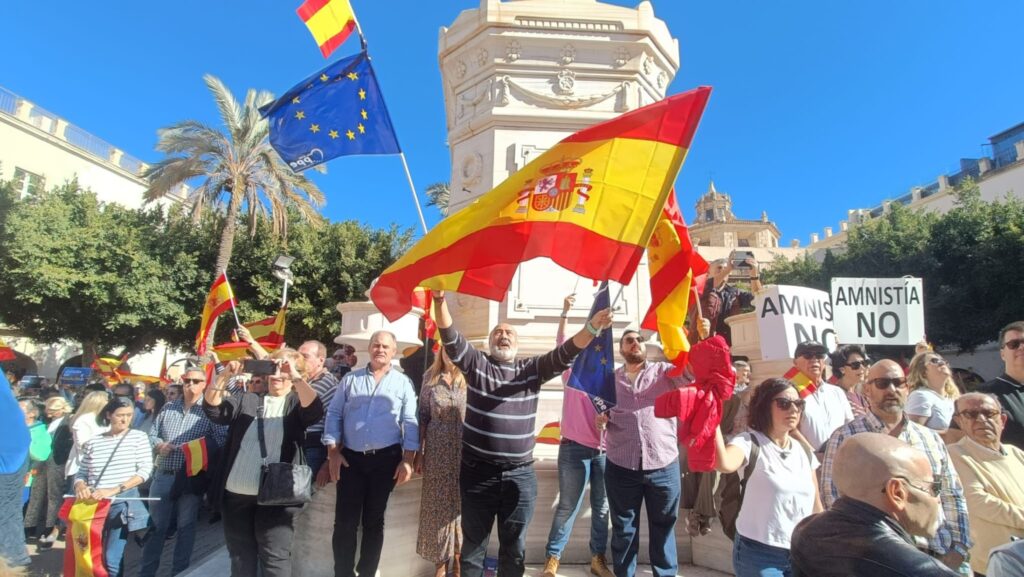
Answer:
[
  {"left": 0, "top": 337, "right": 15, "bottom": 362},
  {"left": 59, "top": 497, "right": 111, "bottom": 577},
  {"left": 783, "top": 366, "right": 819, "bottom": 399},
  {"left": 195, "top": 272, "right": 236, "bottom": 355},
  {"left": 214, "top": 308, "right": 287, "bottom": 361},
  {"left": 297, "top": 0, "right": 358, "bottom": 58},
  {"left": 182, "top": 437, "right": 208, "bottom": 477},
  {"left": 536, "top": 421, "right": 561, "bottom": 445},
  {"left": 371, "top": 87, "right": 712, "bottom": 321}
]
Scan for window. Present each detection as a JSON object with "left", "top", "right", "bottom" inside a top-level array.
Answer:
[
  {"left": 704, "top": 208, "right": 714, "bottom": 222},
  {"left": 13, "top": 167, "right": 45, "bottom": 197},
  {"left": 738, "top": 238, "right": 750, "bottom": 247}
]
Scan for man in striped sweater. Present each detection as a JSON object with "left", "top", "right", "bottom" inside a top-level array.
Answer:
[{"left": 432, "top": 290, "right": 614, "bottom": 577}]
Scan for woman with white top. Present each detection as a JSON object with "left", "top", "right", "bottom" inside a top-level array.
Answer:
[
  {"left": 65, "top": 392, "right": 110, "bottom": 484},
  {"left": 714, "top": 378, "right": 823, "bottom": 577},
  {"left": 73, "top": 397, "right": 153, "bottom": 577},
  {"left": 906, "top": 352, "right": 961, "bottom": 441}
]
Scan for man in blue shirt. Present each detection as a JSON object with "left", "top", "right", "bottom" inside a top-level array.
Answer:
[{"left": 324, "top": 330, "right": 419, "bottom": 577}]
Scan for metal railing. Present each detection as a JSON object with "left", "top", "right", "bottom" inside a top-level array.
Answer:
[
  {"left": 64, "top": 124, "right": 114, "bottom": 159},
  {"left": 0, "top": 87, "right": 17, "bottom": 115}
]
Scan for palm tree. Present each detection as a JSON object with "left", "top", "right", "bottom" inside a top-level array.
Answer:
[
  {"left": 143, "top": 74, "right": 325, "bottom": 274},
  {"left": 424, "top": 182, "right": 451, "bottom": 217}
]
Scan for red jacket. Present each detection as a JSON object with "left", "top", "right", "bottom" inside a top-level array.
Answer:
[{"left": 653, "top": 335, "right": 735, "bottom": 471}]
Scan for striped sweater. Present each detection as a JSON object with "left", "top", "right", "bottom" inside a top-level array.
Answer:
[
  {"left": 441, "top": 326, "right": 581, "bottom": 464},
  {"left": 74, "top": 429, "right": 153, "bottom": 488}
]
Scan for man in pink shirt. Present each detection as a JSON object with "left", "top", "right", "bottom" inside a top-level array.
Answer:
[{"left": 541, "top": 295, "right": 614, "bottom": 577}]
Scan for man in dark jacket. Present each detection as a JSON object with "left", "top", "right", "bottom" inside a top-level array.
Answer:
[{"left": 791, "top": 432, "right": 959, "bottom": 577}]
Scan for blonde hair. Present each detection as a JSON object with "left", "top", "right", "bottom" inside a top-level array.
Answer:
[
  {"left": 423, "top": 348, "right": 465, "bottom": 390},
  {"left": 45, "top": 396, "right": 73, "bottom": 415},
  {"left": 907, "top": 352, "right": 960, "bottom": 400},
  {"left": 71, "top": 391, "right": 109, "bottom": 426}
]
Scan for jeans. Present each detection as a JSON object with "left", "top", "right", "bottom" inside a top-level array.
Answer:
[
  {"left": 332, "top": 446, "right": 402, "bottom": 577},
  {"left": 460, "top": 458, "right": 538, "bottom": 577},
  {"left": 104, "top": 500, "right": 131, "bottom": 577},
  {"left": 222, "top": 491, "right": 301, "bottom": 577},
  {"left": 304, "top": 445, "right": 327, "bottom": 481},
  {"left": 545, "top": 440, "right": 609, "bottom": 558},
  {"left": 140, "top": 469, "right": 202, "bottom": 577},
  {"left": 732, "top": 534, "right": 791, "bottom": 577},
  {"left": 0, "top": 461, "right": 30, "bottom": 566},
  {"left": 605, "top": 459, "right": 681, "bottom": 577}
]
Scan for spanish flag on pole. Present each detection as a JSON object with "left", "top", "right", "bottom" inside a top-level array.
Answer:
[
  {"left": 297, "top": 0, "right": 358, "bottom": 58},
  {"left": 59, "top": 497, "right": 111, "bottom": 577},
  {"left": 182, "top": 438, "right": 209, "bottom": 477},
  {"left": 536, "top": 422, "right": 561, "bottom": 445},
  {"left": 370, "top": 87, "right": 712, "bottom": 321},
  {"left": 213, "top": 308, "right": 288, "bottom": 361},
  {"left": 195, "top": 272, "right": 236, "bottom": 355},
  {"left": 641, "top": 191, "right": 708, "bottom": 373}
]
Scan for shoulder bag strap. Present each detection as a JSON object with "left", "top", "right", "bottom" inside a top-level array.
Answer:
[
  {"left": 256, "top": 395, "right": 268, "bottom": 467},
  {"left": 738, "top": 433, "right": 761, "bottom": 502},
  {"left": 94, "top": 432, "right": 129, "bottom": 488}
]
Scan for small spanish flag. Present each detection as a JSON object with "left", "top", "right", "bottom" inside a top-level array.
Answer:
[
  {"left": 297, "top": 0, "right": 358, "bottom": 58},
  {"left": 195, "top": 272, "right": 236, "bottom": 355},
  {"left": 783, "top": 366, "right": 819, "bottom": 399},
  {"left": 59, "top": 497, "right": 111, "bottom": 577},
  {"left": 0, "top": 337, "right": 15, "bottom": 362},
  {"left": 182, "top": 437, "right": 209, "bottom": 477},
  {"left": 536, "top": 421, "right": 561, "bottom": 445}
]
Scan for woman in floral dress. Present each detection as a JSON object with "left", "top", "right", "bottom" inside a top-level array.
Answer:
[{"left": 415, "top": 348, "right": 467, "bottom": 577}]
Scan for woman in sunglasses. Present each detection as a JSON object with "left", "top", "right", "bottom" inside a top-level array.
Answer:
[
  {"left": 906, "top": 352, "right": 962, "bottom": 441},
  {"left": 714, "top": 378, "right": 823, "bottom": 577}
]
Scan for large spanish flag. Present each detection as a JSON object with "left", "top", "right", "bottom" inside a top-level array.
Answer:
[
  {"left": 297, "top": 0, "right": 358, "bottom": 58},
  {"left": 641, "top": 191, "right": 708, "bottom": 372},
  {"left": 59, "top": 497, "right": 111, "bottom": 577},
  {"left": 371, "top": 87, "right": 712, "bottom": 321},
  {"left": 195, "top": 272, "right": 236, "bottom": 355}
]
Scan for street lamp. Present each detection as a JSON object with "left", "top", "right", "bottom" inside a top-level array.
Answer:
[{"left": 272, "top": 255, "right": 295, "bottom": 306}]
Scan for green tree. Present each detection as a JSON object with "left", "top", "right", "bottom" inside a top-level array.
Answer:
[
  {"left": 143, "top": 75, "right": 325, "bottom": 275},
  {"left": 424, "top": 182, "right": 451, "bottom": 216}
]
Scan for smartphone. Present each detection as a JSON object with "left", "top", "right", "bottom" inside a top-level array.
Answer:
[
  {"left": 731, "top": 250, "right": 754, "bottom": 268},
  {"left": 243, "top": 359, "right": 277, "bottom": 376}
]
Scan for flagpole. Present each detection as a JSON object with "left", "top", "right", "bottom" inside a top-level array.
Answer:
[
  {"left": 281, "top": 279, "right": 290, "bottom": 309},
  {"left": 399, "top": 153, "right": 430, "bottom": 235},
  {"left": 610, "top": 283, "right": 627, "bottom": 309},
  {"left": 223, "top": 271, "right": 243, "bottom": 327}
]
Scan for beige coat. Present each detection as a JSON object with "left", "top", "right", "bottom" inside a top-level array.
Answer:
[{"left": 948, "top": 436, "right": 1024, "bottom": 574}]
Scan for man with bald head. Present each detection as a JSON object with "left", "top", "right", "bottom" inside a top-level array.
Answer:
[
  {"left": 948, "top": 392, "right": 1024, "bottom": 576},
  {"left": 821, "top": 360, "right": 972, "bottom": 572},
  {"left": 792, "top": 433, "right": 958, "bottom": 576},
  {"left": 433, "top": 291, "right": 614, "bottom": 577}
]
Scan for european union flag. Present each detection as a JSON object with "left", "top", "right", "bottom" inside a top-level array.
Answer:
[
  {"left": 260, "top": 51, "right": 400, "bottom": 172},
  {"left": 567, "top": 282, "right": 616, "bottom": 413}
]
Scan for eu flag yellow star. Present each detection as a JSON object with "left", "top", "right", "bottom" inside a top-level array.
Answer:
[
  {"left": 320, "top": 74, "right": 329, "bottom": 82},
  {"left": 328, "top": 129, "right": 339, "bottom": 139},
  {"left": 346, "top": 129, "right": 356, "bottom": 140},
  {"left": 295, "top": 111, "right": 305, "bottom": 120},
  {"left": 594, "top": 344, "right": 603, "bottom": 352},
  {"left": 292, "top": 96, "right": 301, "bottom": 104},
  {"left": 310, "top": 124, "right": 320, "bottom": 133},
  {"left": 360, "top": 109, "right": 368, "bottom": 120},
  {"left": 358, "top": 88, "right": 366, "bottom": 100},
  {"left": 600, "top": 357, "right": 608, "bottom": 365},
  {"left": 347, "top": 72, "right": 359, "bottom": 80},
  {"left": 357, "top": 123, "right": 365, "bottom": 134}
]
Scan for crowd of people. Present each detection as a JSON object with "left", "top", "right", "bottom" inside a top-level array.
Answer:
[{"left": 1, "top": 281, "right": 1022, "bottom": 577}]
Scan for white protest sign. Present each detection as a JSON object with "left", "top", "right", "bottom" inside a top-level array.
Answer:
[
  {"left": 755, "top": 285, "right": 837, "bottom": 361},
  {"left": 830, "top": 278, "right": 925, "bottom": 345}
]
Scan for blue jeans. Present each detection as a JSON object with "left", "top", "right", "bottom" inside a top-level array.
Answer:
[
  {"left": 605, "top": 459, "right": 680, "bottom": 577},
  {"left": 460, "top": 458, "right": 538, "bottom": 577},
  {"left": 0, "top": 461, "right": 29, "bottom": 566},
  {"left": 732, "top": 534, "right": 791, "bottom": 577},
  {"left": 104, "top": 500, "right": 131, "bottom": 577},
  {"left": 140, "top": 470, "right": 202, "bottom": 577},
  {"left": 304, "top": 445, "right": 327, "bottom": 480},
  {"left": 545, "top": 439, "right": 609, "bottom": 558}
]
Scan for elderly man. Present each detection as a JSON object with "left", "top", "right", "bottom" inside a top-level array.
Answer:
[
  {"left": 324, "top": 331, "right": 419, "bottom": 577},
  {"left": 948, "top": 392, "right": 1024, "bottom": 576},
  {"left": 977, "top": 321, "right": 1024, "bottom": 448},
  {"left": 700, "top": 254, "right": 762, "bottom": 344},
  {"left": 791, "top": 433, "right": 959, "bottom": 576},
  {"left": 297, "top": 339, "right": 339, "bottom": 485},
  {"left": 432, "top": 290, "right": 613, "bottom": 577},
  {"left": 792, "top": 340, "right": 854, "bottom": 453},
  {"left": 141, "top": 367, "right": 226, "bottom": 577},
  {"left": 821, "top": 360, "right": 972, "bottom": 571}
]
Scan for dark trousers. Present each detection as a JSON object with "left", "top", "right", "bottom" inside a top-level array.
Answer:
[
  {"left": 222, "top": 491, "right": 301, "bottom": 577},
  {"left": 332, "top": 445, "right": 402, "bottom": 577},
  {"left": 605, "top": 459, "right": 681, "bottom": 577},
  {"left": 459, "top": 458, "right": 538, "bottom": 577},
  {"left": 0, "top": 461, "right": 29, "bottom": 567}
]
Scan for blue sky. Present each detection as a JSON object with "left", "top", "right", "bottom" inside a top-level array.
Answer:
[{"left": 4, "top": 1, "right": 1021, "bottom": 245}]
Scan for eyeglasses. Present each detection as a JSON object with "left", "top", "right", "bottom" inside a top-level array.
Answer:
[
  {"left": 845, "top": 360, "right": 871, "bottom": 370},
  {"left": 926, "top": 357, "right": 948, "bottom": 367},
  {"left": 956, "top": 409, "right": 1002, "bottom": 421},
  {"left": 869, "top": 377, "right": 908, "bottom": 390},
  {"left": 622, "top": 336, "right": 645, "bottom": 344},
  {"left": 894, "top": 476, "right": 942, "bottom": 497},
  {"left": 182, "top": 378, "right": 205, "bottom": 385},
  {"left": 799, "top": 352, "right": 827, "bottom": 360},
  {"left": 1003, "top": 338, "right": 1024, "bottom": 351},
  {"left": 773, "top": 398, "right": 806, "bottom": 411}
]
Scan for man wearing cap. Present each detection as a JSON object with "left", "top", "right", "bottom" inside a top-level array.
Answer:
[{"left": 791, "top": 340, "right": 853, "bottom": 454}]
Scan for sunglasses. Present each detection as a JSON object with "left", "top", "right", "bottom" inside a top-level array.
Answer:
[
  {"left": 799, "top": 352, "right": 827, "bottom": 360},
  {"left": 869, "top": 377, "right": 908, "bottom": 390},
  {"left": 1004, "top": 338, "right": 1024, "bottom": 351},
  {"left": 926, "top": 357, "right": 948, "bottom": 367},
  {"left": 182, "top": 378, "right": 205, "bottom": 385},
  {"left": 773, "top": 398, "right": 806, "bottom": 411},
  {"left": 622, "top": 336, "right": 645, "bottom": 344},
  {"left": 956, "top": 409, "right": 1002, "bottom": 421},
  {"left": 845, "top": 360, "right": 871, "bottom": 370},
  {"left": 894, "top": 475, "right": 942, "bottom": 497}
]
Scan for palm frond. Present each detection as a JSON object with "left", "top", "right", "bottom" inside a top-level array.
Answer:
[{"left": 203, "top": 75, "right": 244, "bottom": 138}]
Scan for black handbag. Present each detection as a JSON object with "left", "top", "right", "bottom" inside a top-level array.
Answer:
[{"left": 255, "top": 396, "right": 312, "bottom": 507}]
